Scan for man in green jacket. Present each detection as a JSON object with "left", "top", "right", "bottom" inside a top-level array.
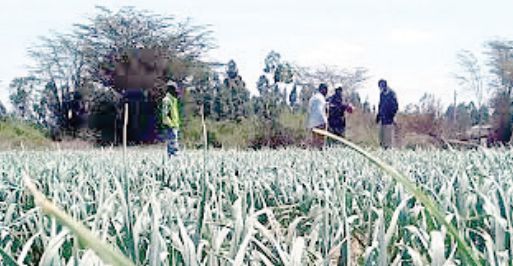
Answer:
[{"left": 162, "top": 81, "right": 181, "bottom": 157}]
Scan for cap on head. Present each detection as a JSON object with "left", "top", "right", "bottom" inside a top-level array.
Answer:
[
  {"left": 167, "top": 80, "right": 178, "bottom": 94},
  {"left": 167, "top": 80, "right": 177, "bottom": 88}
]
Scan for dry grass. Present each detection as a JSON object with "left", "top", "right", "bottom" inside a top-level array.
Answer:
[
  {"left": 328, "top": 235, "right": 364, "bottom": 266},
  {"left": 345, "top": 109, "right": 379, "bottom": 147}
]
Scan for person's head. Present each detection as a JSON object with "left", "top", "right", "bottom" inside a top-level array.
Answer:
[
  {"left": 335, "top": 87, "right": 343, "bottom": 96},
  {"left": 319, "top": 83, "right": 328, "bottom": 96},
  {"left": 378, "top": 79, "right": 388, "bottom": 91}
]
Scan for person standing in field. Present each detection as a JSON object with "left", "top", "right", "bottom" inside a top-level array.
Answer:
[
  {"left": 376, "top": 79, "right": 398, "bottom": 149},
  {"left": 307, "top": 83, "right": 329, "bottom": 149},
  {"left": 162, "top": 81, "right": 181, "bottom": 157},
  {"left": 327, "top": 86, "right": 353, "bottom": 138}
]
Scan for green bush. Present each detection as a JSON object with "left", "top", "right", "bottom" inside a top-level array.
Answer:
[
  {"left": 181, "top": 108, "right": 310, "bottom": 149},
  {"left": 0, "top": 116, "right": 52, "bottom": 149},
  {"left": 181, "top": 116, "right": 260, "bottom": 149}
]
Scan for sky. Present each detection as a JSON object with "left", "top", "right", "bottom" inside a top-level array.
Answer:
[{"left": 1, "top": 0, "right": 513, "bottom": 113}]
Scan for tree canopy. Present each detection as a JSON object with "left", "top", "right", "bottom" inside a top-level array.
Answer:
[{"left": 20, "top": 6, "right": 216, "bottom": 138}]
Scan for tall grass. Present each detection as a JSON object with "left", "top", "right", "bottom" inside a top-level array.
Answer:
[
  {"left": 314, "top": 128, "right": 481, "bottom": 265},
  {"left": 23, "top": 172, "right": 135, "bottom": 266},
  {"left": 1, "top": 140, "right": 512, "bottom": 265}
]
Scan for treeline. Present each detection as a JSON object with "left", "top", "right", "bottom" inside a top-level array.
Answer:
[
  {"left": 4, "top": 5, "right": 513, "bottom": 148},
  {"left": 2, "top": 6, "right": 370, "bottom": 148},
  {"left": 180, "top": 51, "right": 370, "bottom": 148},
  {"left": 398, "top": 41, "right": 513, "bottom": 144},
  {"left": 403, "top": 93, "right": 490, "bottom": 130}
]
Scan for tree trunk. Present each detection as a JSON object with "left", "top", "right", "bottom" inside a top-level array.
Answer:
[{"left": 496, "top": 90, "right": 512, "bottom": 143}]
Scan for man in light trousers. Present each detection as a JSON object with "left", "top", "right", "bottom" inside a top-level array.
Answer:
[{"left": 376, "top": 79, "right": 398, "bottom": 149}]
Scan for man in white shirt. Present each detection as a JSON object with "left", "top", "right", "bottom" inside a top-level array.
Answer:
[{"left": 308, "top": 83, "right": 328, "bottom": 149}]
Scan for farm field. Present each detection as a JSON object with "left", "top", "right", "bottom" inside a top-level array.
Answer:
[{"left": 1, "top": 145, "right": 513, "bottom": 265}]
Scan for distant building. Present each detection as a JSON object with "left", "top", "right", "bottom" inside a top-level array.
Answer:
[{"left": 467, "top": 124, "right": 494, "bottom": 140}]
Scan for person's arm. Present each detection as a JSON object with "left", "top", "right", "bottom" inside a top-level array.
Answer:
[
  {"left": 393, "top": 94, "right": 399, "bottom": 116},
  {"left": 170, "top": 97, "right": 180, "bottom": 128},
  {"left": 321, "top": 98, "right": 328, "bottom": 123},
  {"left": 308, "top": 98, "right": 315, "bottom": 115},
  {"left": 345, "top": 104, "right": 353, "bottom": 114},
  {"left": 162, "top": 96, "right": 172, "bottom": 128},
  {"left": 313, "top": 97, "right": 321, "bottom": 115},
  {"left": 376, "top": 100, "right": 382, "bottom": 123}
]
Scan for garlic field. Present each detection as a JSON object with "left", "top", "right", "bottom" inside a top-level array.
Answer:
[{"left": 1, "top": 146, "right": 512, "bottom": 265}]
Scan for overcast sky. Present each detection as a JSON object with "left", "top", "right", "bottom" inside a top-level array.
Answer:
[{"left": 1, "top": 0, "right": 512, "bottom": 112}]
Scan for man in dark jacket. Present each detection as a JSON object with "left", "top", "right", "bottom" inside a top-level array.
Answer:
[
  {"left": 327, "top": 87, "right": 352, "bottom": 138},
  {"left": 376, "top": 79, "right": 398, "bottom": 148}
]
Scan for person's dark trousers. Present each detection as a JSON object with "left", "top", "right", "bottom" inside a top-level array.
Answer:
[
  {"left": 327, "top": 127, "right": 345, "bottom": 147},
  {"left": 167, "top": 128, "right": 179, "bottom": 157}
]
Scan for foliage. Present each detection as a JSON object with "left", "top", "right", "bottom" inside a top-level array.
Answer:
[
  {"left": 72, "top": 5, "right": 215, "bottom": 89},
  {"left": 0, "top": 100, "right": 7, "bottom": 117},
  {"left": 455, "top": 50, "right": 486, "bottom": 110},
  {"left": 19, "top": 6, "right": 215, "bottom": 143},
  {"left": 443, "top": 102, "right": 491, "bottom": 132},
  {"left": 8, "top": 76, "right": 39, "bottom": 119},
  {"left": 2, "top": 144, "right": 513, "bottom": 265},
  {"left": 24, "top": 173, "right": 136, "bottom": 266},
  {"left": 0, "top": 116, "right": 51, "bottom": 149},
  {"left": 213, "top": 60, "right": 249, "bottom": 121},
  {"left": 344, "top": 110, "right": 380, "bottom": 147},
  {"left": 187, "top": 65, "right": 219, "bottom": 118},
  {"left": 263, "top": 50, "right": 294, "bottom": 84},
  {"left": 253, "top": 51, "right": 294, "bottom": 121},
  {"left": 485, "top": 40, "right": 513, "bottom": 143},
  {"left": 454, "top": 49, "right": 493, "bottom": 144},
  {"left": 296, "top": 65, "right": 368, "bottom": 97},
  {"left": 316, "top": 129, "right": 481, "bottom": 265},
  {"left": 404, "top": 93, "right": 443, "bottom": 117},
  {"left": 182, "top": 110, "right": 309, "bottom": 149},
  {"left": 289, "top": 84, "right": 298, "bottom": 108},
  {"left": 183, "top": 107, "right": 381, "bottom": 149}
]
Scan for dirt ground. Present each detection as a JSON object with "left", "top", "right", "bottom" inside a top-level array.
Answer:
[{"left": 329, "top": 235, "right": 364, "bottom": 266}]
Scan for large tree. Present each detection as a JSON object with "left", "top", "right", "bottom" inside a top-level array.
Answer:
[
  {"left": 418, "top": 93, "right": 443, "bottom": 117},
  {"left": 456, "top": 103, "right": 472, "bottom": 132},
  {"left": 295, "top": 64, "right": 368, "bottom": 108},
  {"left": 24, "top": 6, "right": 215, "bottom": 141},
  {"left": 72, "top": 6, "right": 215, "bottom": 91},
  {"left": 253, "top": 51, "right": 295, "bottom": 123},
  {"left": 261, "top": 51, "right": 294, "bottom": 105},
  {"left": 289, "top": 84, "right": 298, "bottom": 108},
  {"left": 404, "top": 93, "right": 443, "bottom": 121},
  {"left": 250, "top": 51, "right": 297, "bottom": 147},
  {"left": 455, "top": 50, "right": 488, "bottom": 138},
  {"left": 0, "top": 100, "right": 6, "bottom": 117},
  {"left": 188, "top": 63, "right": 223, "bottom": 118},
  {"left": 486, "top": 40, "right": 513, "bottom": 143},
  {"left": 214, "top": 60, "right": 248, "bottom": 121},
  {"left": 40, "top": 81, "right": 60, "bottom": 127},
  {"left": 27, "top": 30, "right": 88, "bottom": 131},
  {"left": 8, "top": 76, "right": 38, "bottom": 119}
]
